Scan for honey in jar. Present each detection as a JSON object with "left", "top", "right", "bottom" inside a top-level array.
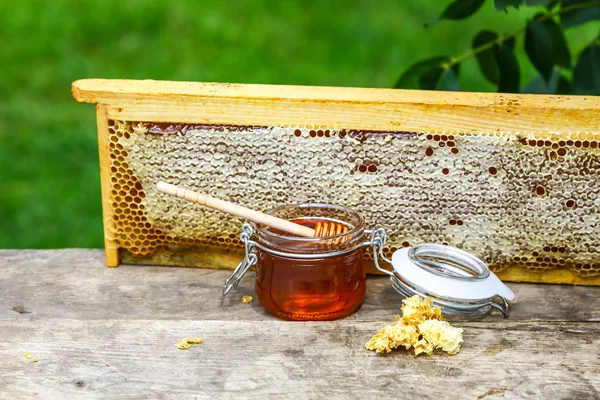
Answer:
[{"left": 254, "top": 203, "right": 366, "bottom": 321}]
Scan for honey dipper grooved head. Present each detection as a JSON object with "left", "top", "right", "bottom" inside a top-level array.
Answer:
[{"left": 314, "top": 221, "right": 349, "bottom": 238}]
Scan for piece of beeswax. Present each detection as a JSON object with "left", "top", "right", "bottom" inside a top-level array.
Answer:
[
  {"left": 366, "top": 295, "right": 464, "bottom": 356},
  {"left": 400, "top": 296, "right": 444, "bottom": 326},
  {"left": 417, "top": 320, "right": 463, "bottom": 355},
  {"left": 176, "top": 342, "right": 191, "bottom": 350},
  {"left": 176, "top": 337, "right": 203, "bottom": 350}
]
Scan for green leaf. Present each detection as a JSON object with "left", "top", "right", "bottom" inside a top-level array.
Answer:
[
  {"left": 524, "top": 0, "right": 552, "bottom": 5},
  {"left": 472, "top": 32, "right": 521, "bottom": 91},
  {"left": 522, "top": 70, "right": 571, "bottom": 93},
  {"left": 494, "top": 38, "right": 521, "bottom": 92},
  {"left": 556, "top": 74, "right": 572, "bottom": 94},
  {"left": 440, "top": 0, "right": 487, "bottom": 20},
  {"left": 472, "top": 30, "right": 500, "bottom": 84},
  {"left": 522, "top": 73, "right": 557, "bottom": 93},
  {"left": 545, "top": 0, "right": 561, "bottom": 10},
  {"left": 494, "top": 0, "right": 523, "bottom": 10},
  {"left": 525, "top": 14, "right": 570, "bottom": 70},
  {"left": 439, "top": 64, "right": 461, "bottom": 91},
  {"left": 417, "top": 64, "right": 461, "bottom": 91},
  {"left": 525, "top": 20, "right": 556, "bottom": 81},
  {"left": 573, "top": 41, "right": 600, "bottom": 94},
  {"left": 418, "top": 68, "right": 444, "bottom": 90},
  {"left": 561, "top": 0, "right": 600, "bottom": 29},
  {"left": 395, "top": 56, "right": 451, "bottom": 89},
  {"left": 541, "top": 18, "right": 571, "bottom": 68}
]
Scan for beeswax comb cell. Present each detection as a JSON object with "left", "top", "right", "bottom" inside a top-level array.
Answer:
[{"left": 72, "top": 79, "right": 600, "bottom": 285}]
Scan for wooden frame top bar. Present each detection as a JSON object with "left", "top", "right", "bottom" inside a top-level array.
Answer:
[
  {"left": 72, "top": 78, "right": 600, "bottom": 139},
  {"left": 73, "top": 78, "right": 600, "bottom": 109}
]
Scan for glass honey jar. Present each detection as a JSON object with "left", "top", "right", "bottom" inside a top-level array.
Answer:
[{"left": 224, "top": 203, "right": 367, "bottom": 321}]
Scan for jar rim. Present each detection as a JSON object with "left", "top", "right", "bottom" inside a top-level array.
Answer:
[
  {"left": 256, "top": 202, "right": 365, "bottom": 243},
  {"left": 407, "top": 243, "right": 490, "bottom": 281}
]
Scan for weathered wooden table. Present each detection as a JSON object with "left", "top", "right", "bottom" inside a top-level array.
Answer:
[{"left": 1, "top": 250, "right": 598, "bottom": 399}]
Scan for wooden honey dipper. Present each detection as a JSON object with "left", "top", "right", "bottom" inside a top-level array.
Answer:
[{"left": 156, "top": 182, "right": 349, "bottom": 239}]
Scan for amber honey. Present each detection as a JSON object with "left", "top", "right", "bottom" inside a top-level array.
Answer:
[{"left": 254, "top": 204, "right": 367, "bottom": 321}]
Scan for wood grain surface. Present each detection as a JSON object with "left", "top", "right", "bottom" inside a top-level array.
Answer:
[
  {"left": 72, "top": 79, "right": 600, "bottom": 137},
  {"left": 95, "top": 104, "right": 119, "bottom": 267},
  {"left": 1, "top": 249, "right": 598, "bottom": 399}
]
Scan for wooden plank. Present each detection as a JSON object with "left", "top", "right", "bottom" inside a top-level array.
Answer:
[
  {"left": 1, "top": 250, "right": 599, "bottom": 323},
  {"left": 95, "top": 105, "right": 119, "bottom": 267},
  {"left": 122, "top": 247, "right": 600, "bottom": 286},
  {"left": 119, "top": 245, "right": 245, "bottom": 270},
  {"left": 71, "top": 79, "right": 600, "bottom": 136},
  {"left": 1, "top": 249, "right": 599, "bottom": 398},
  {"left": 1, "top": 319, "right": 598, "bottom": 399},
  {"left": 72, "top": 79, "right": 600, "bottom": 110},
  {"left": 497, "top": 266, "right": 600, "bottom": 286}
]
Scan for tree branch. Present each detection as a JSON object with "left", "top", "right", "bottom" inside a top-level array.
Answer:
[{"left": 446, "top": 1, "right": 600, "bottom": 67}]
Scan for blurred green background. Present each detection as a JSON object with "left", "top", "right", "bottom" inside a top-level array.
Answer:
[{"left": 0, "top": 0, "right": 597, "bottom": 248}]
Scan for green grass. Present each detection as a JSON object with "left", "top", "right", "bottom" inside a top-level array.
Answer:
[{"left": 0, "top": 0, "right": 597, "bottom": 248}]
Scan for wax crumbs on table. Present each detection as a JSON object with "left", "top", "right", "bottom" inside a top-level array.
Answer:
[
  {"left": 241, "top": 295, "right": 253, "bottom": 304},
  {"left": 24, "top": 352, "right": 32, "bottom": 359},
  {"left": 400, "top": 295, "right": 445, "bottom": 325},
  {"left": 417, "top": 320, "right": 463, "bottom": 355},
  {"left": 176, "top": 338, "right": 203, "bottom": 350},
  {"left": 176, "top": 342, "right": 191, "bottom": 350},
  {"left": 365, "top": 295, "right": 464, "bottom": 356}
]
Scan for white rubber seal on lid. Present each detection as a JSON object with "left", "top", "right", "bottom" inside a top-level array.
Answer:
[{"left": 391, "top": 244, "right": 515, "bottom": 302}]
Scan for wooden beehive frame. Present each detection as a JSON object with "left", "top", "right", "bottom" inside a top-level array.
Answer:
[{"left": 73, "top": 79, "right": 600, "bottom": 285}]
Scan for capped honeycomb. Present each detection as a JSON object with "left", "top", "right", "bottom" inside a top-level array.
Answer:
[{"left": 105, "top": 120, "right": 600, "bottom": 280}]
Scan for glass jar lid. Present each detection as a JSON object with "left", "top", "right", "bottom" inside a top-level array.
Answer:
[{"left": 370, "top": 229, "right": 514, "bottom": 317}]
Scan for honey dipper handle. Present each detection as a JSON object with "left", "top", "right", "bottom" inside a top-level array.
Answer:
[{"left": 156, "top": 182, "right": 316, "bottom": 238}]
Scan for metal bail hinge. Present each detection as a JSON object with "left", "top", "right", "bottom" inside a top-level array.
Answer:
[
  {"left": 223, "top": 223, "right": 257, "bottom": 296},
  {"left": 370, "top": 228, "right": 394, "bottom": 276}
]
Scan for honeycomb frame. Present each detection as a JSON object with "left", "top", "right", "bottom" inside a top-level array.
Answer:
[{"left": 73, "top": 79, "right": 600, "bottom": 285}]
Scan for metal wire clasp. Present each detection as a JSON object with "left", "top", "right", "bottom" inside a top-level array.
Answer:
[
  {"left": 370, "top": 228, "right": 394, "bottom": 276},
  {"left": 223, "top": 223, "right": 257, "bottom": 295}
]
